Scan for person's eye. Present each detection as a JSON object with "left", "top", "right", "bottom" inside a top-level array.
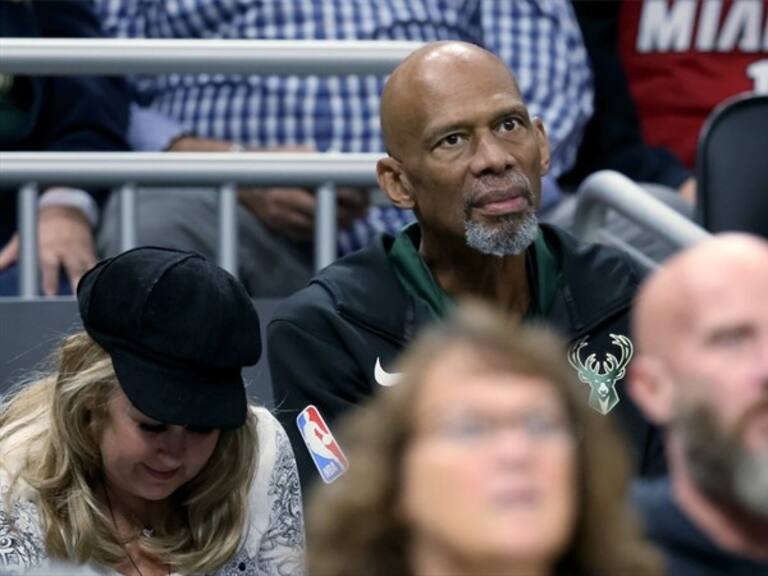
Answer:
[
  {"left": 443, "top": 417, "right": 490, "bottom": 441},
  {"left": 437, "top": 133, "right": 465, "bottom": 149},
  {"left": 498, "top": 116, "right": 522, "bottom": 134},
  {"left": 524, "top": 413, "right": 568, "bottom": 439},
  {"left": 139, "top": 422, "right": 167, "bottom": 434},
  {"left": 711, "top": 326, "right": 752, "bottom": 348}
]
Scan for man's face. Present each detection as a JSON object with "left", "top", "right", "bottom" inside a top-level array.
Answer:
[
  {"left": 667, "top": 267, "right": 768, "bottom": 514},
  {"left": 394, "top": 55, "right": 550, "bottom": 254}
]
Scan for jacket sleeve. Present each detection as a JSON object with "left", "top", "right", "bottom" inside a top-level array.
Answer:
[
  {"left": 30, "top": 0, "right": 131, "bottom": 207},
  {"left": 32, "top": 1, "right": 130, "bottom": 154},
  {"left": 267, "top": 309, "right": 370, "bottom": 496},
  {"left": 562, "top": 0, "right": 691, "bottom": 190}
]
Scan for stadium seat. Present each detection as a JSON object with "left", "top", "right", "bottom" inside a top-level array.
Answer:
[
  {"left": 696, "top": 93, "right": 768, "bottom": 238},
  {"left": 0, "top": 299, "right": 280, "bottom": 408}
]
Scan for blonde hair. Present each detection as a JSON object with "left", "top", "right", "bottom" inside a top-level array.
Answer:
[
  {"left": 308, "top": 301, "right": 662, "bottom": 576},
  {"left": 0, "top": 331, "right": 258, "bottom": 574}
]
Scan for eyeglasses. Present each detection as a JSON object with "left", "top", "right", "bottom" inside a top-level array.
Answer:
[{"left": 417, "top": 410, "right": 577, "bottom": 445}]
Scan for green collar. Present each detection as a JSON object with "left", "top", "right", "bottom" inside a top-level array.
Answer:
[{"left": 388, "top": 222, "right": 560, "bottom": 320}]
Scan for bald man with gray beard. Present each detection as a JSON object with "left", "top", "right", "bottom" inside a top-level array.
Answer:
[{"left": 630, "top": 234, "right": 768, "bottom": 576}]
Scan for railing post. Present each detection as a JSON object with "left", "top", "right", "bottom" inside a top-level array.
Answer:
[
  {"left": 17, "top": 183, "right": 39, "bottom": 299},
  {"left": 572, "top": 200, "right": 607, "bottom": 244},
  {"left": 315, "top": 182, "right": 337, "bottom": 271},
  {"left": 573, "top": 171, "right": 711, "bottom": 250},
  {"left": 218, "top": 182, "right": 238, "bottom": 276},
  {"left": 119, "top": 183, "right": 137, "bottom": 252}
]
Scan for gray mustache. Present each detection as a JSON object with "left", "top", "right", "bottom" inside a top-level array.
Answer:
[{"left": 464, "top": 172, "right": 534, "bottom": 207}]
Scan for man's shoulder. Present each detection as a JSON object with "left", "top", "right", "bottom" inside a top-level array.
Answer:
[
  {"left": 631, "top": 477, "right": 673, "bottom": 516},
  {"left": 632, "top": 481, "right": 768, "bottom": 575},
  {"left": 543, "top": 223, "right": 647, "bottom": 286},
  {"left": 270, "top": 234, "right": 403, "bottom": 327},
  {"left": 630, "top": 478, "right": 698, "bottom": 554},
  {"left": 630, "top": 479, "right": 739, "bottom": 576},
  {"left": 542, "top": 224, "right": 646, "bottom": 329}
]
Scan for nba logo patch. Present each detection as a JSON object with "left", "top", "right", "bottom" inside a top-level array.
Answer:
[{"left": 296, "top": 405, "right": 349, "bottom": 483}]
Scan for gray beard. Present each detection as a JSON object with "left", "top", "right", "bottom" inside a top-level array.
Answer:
[
  {"left": 464, "top": 211, "right": 539, "bottom": 256},
  {"left": 735, "top": 453, "right": 768, "bottom": 516},
  {"left": 678, "top": 402, "right": 768, "bottom": 518}
]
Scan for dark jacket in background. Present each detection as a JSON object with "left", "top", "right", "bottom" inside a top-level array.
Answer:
[
  {"left": 633, "top": 479, "right": 768, "bottom": 576},
  {"left": 0, "top": 0, "right": 130, "bottom": 241}
]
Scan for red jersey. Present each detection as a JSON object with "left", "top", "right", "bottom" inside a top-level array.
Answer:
[{"left": 618, "top": 0, "right": 768, "bottom": 168}]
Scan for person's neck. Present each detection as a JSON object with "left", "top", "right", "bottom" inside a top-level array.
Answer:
[
  {"left": 669, "top": 440, "right": 768, "bottom": 561},
  {"left": 410, "top": 539, "right": 550, "bottom": 576},
  {"left": 101, "top": 483, "right": 161, "bottom": 539},
  {"left": 419, "top": 231, "right": 530, "bottom": 318}
]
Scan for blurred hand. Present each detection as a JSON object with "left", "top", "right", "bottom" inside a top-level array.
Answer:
[
  {"left": 336, "top": 186, "right": 369, "bottom": 229},
  {"left": 679, "top": 177, "right": 697, "bottom": 204},
  {"left": 0, "top": 205, "right": 96, "bottom": 296},
  {"left": 166, "top": 135, "right": 235, "bottom": 152},
  {"left": 238, "top": 186, "right": 370, "bottom": 241},
  {"left": 238, "top": 187, "right": 316, "bottom": 241},
  {"left": 166, "top": 138, "right": 370, "bottom": 239}
]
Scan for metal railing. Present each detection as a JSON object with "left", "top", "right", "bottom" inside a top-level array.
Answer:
[
  {"left": 0, "top": 38, "right": 422, "bottom": 75},
  {"left": 0, "top": 38, "right": 423, "bottom": 298},
  {"left": 0, "top": 39, "right": 712, "bottom": 297},
  {"left": 573, "top": 171, "right": 711, "bottom": 269},
  {"left": 0, "top": 152, "right": 381, "bottom": 186},
  {"left": 0, "top": 153, "right": 380, "bottom": 298}
]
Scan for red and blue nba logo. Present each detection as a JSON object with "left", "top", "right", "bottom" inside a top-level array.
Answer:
[{"left": 296, "top": 405, "right": 349, "bottom": 483}]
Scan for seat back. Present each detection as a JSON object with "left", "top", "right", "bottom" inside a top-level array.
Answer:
[
  {"left": 697, "top": 93, "right": 768, "bottom": 237},
  {"left": 0, "top": 298, "right": 280, "bottom": 408}
]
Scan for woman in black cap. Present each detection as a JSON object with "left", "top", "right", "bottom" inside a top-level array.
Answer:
[{"left": 0, "top": 247, "right": 304, "bottom": 575}]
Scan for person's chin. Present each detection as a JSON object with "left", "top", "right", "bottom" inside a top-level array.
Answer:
[
  {"left": 466, "top": 534, "right": 560, "bottom": 572},
  {"left": 137, "top": 483, "right": 178, "bottom": 501},
  {"left": 139, "top": 466, "right": 184, "bottom": 497}
]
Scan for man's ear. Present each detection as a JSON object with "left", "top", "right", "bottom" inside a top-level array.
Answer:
[
  {"left": 533, "top": 117, "right": 550, "bottom": 176},
  {"left": 628, "top": 355, "right": 676, "bottom": 426},
  {"left": 377, "top": 157, "right": 415, "bottom": 209}
]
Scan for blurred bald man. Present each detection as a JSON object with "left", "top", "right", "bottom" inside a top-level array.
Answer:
[
  {"left": 630, "top": 234, "right": 768, "bottom": 576},
  {"left": 269, "top": 41, "right": 664, "bottom": 493}
]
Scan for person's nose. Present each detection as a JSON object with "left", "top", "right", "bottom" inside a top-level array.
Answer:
[
  {"left": 469, "top": 131, "right": 514, "bottom": 176},
  {"left": 157, "top": 427, "right": 186, "bottom": 464},
  {"left": 491, "top": 424, "right": 535, "bottom": 468}
]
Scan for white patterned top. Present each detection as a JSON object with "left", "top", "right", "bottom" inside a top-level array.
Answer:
[{"left": 0, "top": 407, "right": 305, "bottom": 576}]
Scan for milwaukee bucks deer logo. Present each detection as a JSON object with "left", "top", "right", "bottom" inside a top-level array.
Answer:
[{"left": 568, "top": 334, "right": 634, "bottom": 415}]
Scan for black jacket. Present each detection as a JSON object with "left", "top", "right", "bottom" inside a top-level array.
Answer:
[
  {"left": 633, "top": 479, "right": 768, "bottom": 576},
  {"left": 268, "top": 224, "right": 666, "bottom": 492},
  {"left": 0, "top": 0, "right": 130, "bottom": 239}
]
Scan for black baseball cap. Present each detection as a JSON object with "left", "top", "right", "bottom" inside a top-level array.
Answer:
[{"left": 77, "top": 247, "right": 261, "bottom": 429}]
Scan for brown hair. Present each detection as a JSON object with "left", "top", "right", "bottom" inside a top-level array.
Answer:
[{"left": 307, "top": 301, "right": 662, "bottom": 576}]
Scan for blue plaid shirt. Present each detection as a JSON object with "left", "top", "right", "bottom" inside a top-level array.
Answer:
[{"left": 98, "top": 0, "right": 593, "bottom": 254}]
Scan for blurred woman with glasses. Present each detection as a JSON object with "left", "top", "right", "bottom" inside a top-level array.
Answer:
[{"left": 306, "top": 301, "right": 662, "bottom": 576}]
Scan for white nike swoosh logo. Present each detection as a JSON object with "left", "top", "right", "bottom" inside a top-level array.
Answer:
[{"left": 374, "top": 357, "right": 402, "bottom": 387}]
